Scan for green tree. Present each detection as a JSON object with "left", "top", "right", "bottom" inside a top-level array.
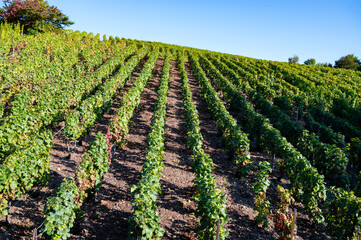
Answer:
[
  {"left": 304, "top": 58, "right": 316, "bottom": 65},
  {"left": 316, "top": 62, "right": 332, "bottom": 68},
  {"left": 288, "top": 55, "right": 299, "bottom": 64},
  {"left": 0, "top": 0, "right": 73, "bottom": 34},
  {"left": 334, "top": 54, "right": 361, "bottom": 71}
]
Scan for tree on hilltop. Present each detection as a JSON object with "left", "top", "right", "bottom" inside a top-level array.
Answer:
[
  {"left": 304, "top": 58, "right": 316, "bottom": 65},
  {"left": 288, "top": 55, "right": 299, "bottom": 64},
  {"left": 316, "top": 62, "right": 332, "bottom": 68},
  {"left": 334, "top": 54, "right": 361, "bottom": 71},
  {"left": 0, "top": 0, "right": 73, "bottom": 34}
]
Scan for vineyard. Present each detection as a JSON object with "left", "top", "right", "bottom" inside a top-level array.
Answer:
[{"left": 0, "top": 22, "right": 361, "bottom": 239}]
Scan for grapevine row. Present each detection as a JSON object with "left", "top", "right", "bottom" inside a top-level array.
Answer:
[
  {"left": 267, "top": 60, "right": 361, "bottom": 127},
  {"left": 43, "top": 131, "right": 111, "bottom": 239},
  {"left": 187, "top": 53, "right": 252, "bottom": 176},
  {"left": 199, "top": 52, "right": 361, "bottom": 238},
  {"left": 222, "top": 55, "right": 361, "bottom": 173},
  {"left": 110, "top": 50, "right": 159, "bottom": 146},
  {"left": 192, "top": 51, "right": 326, "bottom": 222},
  {"left": 1, "top": 29, "right": 117, "bottom": 120},
  {"left": 63, "top": 45, "right": 144, "bottom": 140},
  {"left": 178, "top": 52, "right": 228, "bottom": 239},
  {"left": 0, "top": 40, "right": 125, "bottom": 216},
  {"left": 128, "top": 53, "right": 171, "bottom": 239},
  {"left": 0, "top": 39, "right": 123, "bottom": 160},
  {"left": 206, "top": 55, "right": 349, "bottom": 186},
  {"left": 0, "top": 130, "right": 52, "bottom": 215}
]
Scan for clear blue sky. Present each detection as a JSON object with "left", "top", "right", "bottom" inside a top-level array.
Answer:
[{"left": 7, "top": 0, "right": 361, "bottom": 64}]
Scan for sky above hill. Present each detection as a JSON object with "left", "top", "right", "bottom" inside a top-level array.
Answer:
[{"left": 16, "top": 0, "right": 361, "bottom": 64}]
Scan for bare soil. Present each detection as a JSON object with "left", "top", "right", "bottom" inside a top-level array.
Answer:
[
  {"left": 70, "top": 57, "right": 164, "bottom": 239},
  {"left": 158, "top": 60, "right": 196, "bottom": 239}
]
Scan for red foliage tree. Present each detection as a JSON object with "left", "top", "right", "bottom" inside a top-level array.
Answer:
[{"left": 0, "top": 0, "right": 73, "bottom": 33}]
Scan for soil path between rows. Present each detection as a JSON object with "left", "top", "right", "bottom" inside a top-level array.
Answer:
[
  {"left": 71, "top": 57, "right": 164, "bottom": 239},
  {"left": 184, "top": 62, "right": 278, "bottom": 239},
  {"left": 158, "top": 59, "right": 196, "bottom": 239}
]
